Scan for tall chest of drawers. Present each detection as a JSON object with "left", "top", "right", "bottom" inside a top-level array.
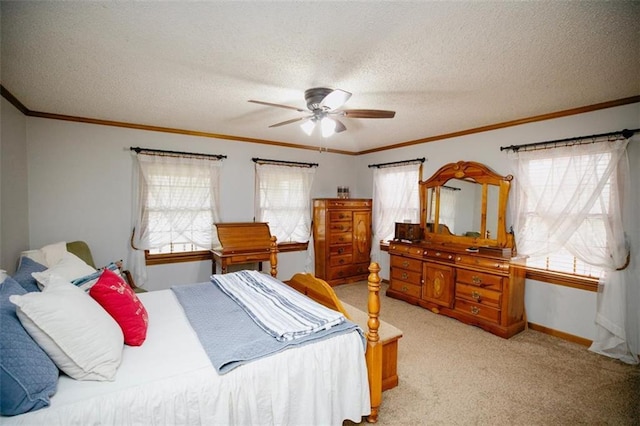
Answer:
[
  {"left": 313, "top": 198, "right": 372, "bottom": 286},
  {"left": 388, "top": 241, "right": 526, "bottom": 338}
]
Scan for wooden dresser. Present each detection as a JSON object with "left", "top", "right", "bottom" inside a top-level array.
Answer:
[
  {"left": 388, "top": 242, "right": 526, "bottom": 338},
  {"left": 386, "top": 160, "right": 526, "bottom": 338},
  {"left": 313, "top": 198, "right": 372, "bottom": 286}
]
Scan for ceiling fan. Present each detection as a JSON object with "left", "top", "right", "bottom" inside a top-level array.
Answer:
[{"left": 249, "top": 87, "right": 395, "bottom": 137}]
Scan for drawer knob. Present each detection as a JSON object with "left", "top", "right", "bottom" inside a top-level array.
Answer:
[
  {"left": 472, "top": 275, "right": 483, "bottom": 284},
  {"left": 401, "top": 272, "right": 409, "bottom": 280},
  {"left": 402, "top": 261, "right": 409, "bottom": 267},
  {"left": 471, "top": 306, "right": 480, "bottom": 315},
  {"left": 435, "top": 252, "right": 441, "bottom": 256},
  {"left": 448, "top": 255, "right": 453, "bottom": 260},
  {"left": 456, "top": 257, "right": 461, "bottom": 261},
  {"left": 401, "top": 286, "right": 408, "bottom": 292},
  {"left": 471, "top": 291, "right": 481, "bottom": 301},
  {"left": 337, "top": 248, "right": 344, "bottom": 254},
  {"left": 339, "top": 259, "right": 345, "bottom": 264}
]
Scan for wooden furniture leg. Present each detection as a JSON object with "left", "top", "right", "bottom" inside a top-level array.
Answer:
[{"left": 365, "top": 262, "right": 382, "bottom": 423}]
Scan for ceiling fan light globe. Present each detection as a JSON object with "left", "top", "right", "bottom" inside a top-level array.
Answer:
[
  {"left": 300, "top": 120, "right": 316, "bottom": 136},
  {"left": 321, "top": 117, "right": 336, "bottom": 138}
]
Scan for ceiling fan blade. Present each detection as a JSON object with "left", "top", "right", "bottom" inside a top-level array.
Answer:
[
  {"left": 320, "top": 89, "right": 352, "bottom": 110},
  {"left": 268, "top": 116, "right": 309, "bottom": 128},
  {"left": 249, "top": 100, "right": 306, "bottom": 113},
  {"left": 340, "top": 109, "right": 396, "bottom": 119},
  {"left": 334, "top": 118, "right": 347, "bottom": 133}
]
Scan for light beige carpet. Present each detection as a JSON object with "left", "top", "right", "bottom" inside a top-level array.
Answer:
[{"left": 335, "top": 281, "right": 639, "bottom": 425}]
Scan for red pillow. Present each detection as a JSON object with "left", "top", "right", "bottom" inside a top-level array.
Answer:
[{"left": 89, "top": 269, "right": 148, "bottom": 346}]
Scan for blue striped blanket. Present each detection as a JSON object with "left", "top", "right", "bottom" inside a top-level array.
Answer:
[
  {"left": 171, "top": 273, "right": 362, "bottom": 374},
  {"left": 212, "top": 270, "right": 345, "bottom": 342}
]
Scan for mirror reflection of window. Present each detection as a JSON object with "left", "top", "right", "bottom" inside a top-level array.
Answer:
[
  {"left": 453, "top": 180, "right": 476, "bottom": 235},
  {"left": 439, "top": 186, "right": 459, "bottom": 233}
]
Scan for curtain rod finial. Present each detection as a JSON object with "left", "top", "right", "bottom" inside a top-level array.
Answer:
[{"left": 622, "top": 129, "right": 634, "bottom": 139}]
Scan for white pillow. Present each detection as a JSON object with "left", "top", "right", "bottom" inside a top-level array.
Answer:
[
  {"left": 21, "top": 241, "right": 68, "bottom": 268},
  {"left": 10, "top": 274, "right": 124, "bottom": 381},
  {"left": 40, "top": 241, "right": 68, "bottom": 267},
  {"left": 31, "top": 251, "right": 96, "bottom": 289}
]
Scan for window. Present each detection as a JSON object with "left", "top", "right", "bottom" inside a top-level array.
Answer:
[
  {"left": 131, "top": 152, "right": 222, "bottom": 264},
  {"left": 509, "top": 138, "right": 629, "bottom": 288},
  {"left": 371, "top": 163, "right": 421, "bottom": 261},
  {"left": 254, "top": 163, "right": 315, "bottom": 244}
]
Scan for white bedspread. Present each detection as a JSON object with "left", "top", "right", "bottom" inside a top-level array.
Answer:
[{"left": 5, "top": 289, "right": 370, "bottom": 425}]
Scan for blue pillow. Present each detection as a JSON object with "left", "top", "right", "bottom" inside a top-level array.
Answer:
[
  {"left": 0, "top": 277, "right": 58, "bottom": 416},
  {"left": 12, "top": 257, "right": 47, "bottom": 293}
]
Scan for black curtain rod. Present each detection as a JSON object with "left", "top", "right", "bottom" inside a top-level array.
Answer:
[
  {"left": 442, "top": 185, "right": 461, "bottom": 191},
  {"left": 500, "top": 128, "right": 639, "bottom": 152},
  {"left": 252, "top": 157, "right": 318, "bottom": 168},
  {"left": 368, "top": 157, "right": 426, "bottom": 168},
  {"left": 130, "top": 147, "right": 227, "bottom": 160}
]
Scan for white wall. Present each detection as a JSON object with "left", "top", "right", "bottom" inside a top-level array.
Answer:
[
  {"left": 11, "top": 100, "right": 640, "bottom": 341},
  {"left": 1, "top": 97, "right": 30, "bottom": 273},
  {"left": 357, "top": 102, "right": 640, "bottom": 341},
  {"left": 24, "top": 117, "right": 359, "bottom": 288}
]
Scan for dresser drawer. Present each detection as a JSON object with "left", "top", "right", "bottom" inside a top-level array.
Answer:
[
  {"left": 455, "top": 254, "right": 509, "bottom": 273},
  {"left": 391, "top": 255, "right": 422, "bottom": 273},
  {"left": 389, "top": 280, "right": 422, "bottom": 299},
  {"left": 330, "top": 254, "right": 353, "bottom": 266},
  {"left": 329, "top": 222, "right": 352, "bottom": 233},
  {"left": 328, "top": 263, "right": 369, "bottom": 280},
  {"left": 330, "top": 232, "right": 352, "bottom": 245},
  {"left": 391, "top": 266, "right": 422, "bottom": 286},
  {"left": 456, "top": 269, "right": 503, "bottom": 291},
  {"left": 329, "top": 211, "right": 352, "bottom": 222},
  {"left": 456, "top": 283, "right": 502, "bottom": 309},
  {"left": 455, "top": 298, "right": 501, "bottom": 324},
  {"left": 389, "top": 243, "right": 425, "bottom": 258},
  {"left": 329, "top": 244, "right": 352, "bottom": 256},
  {"left": 423, "top": 249, "right": 455, "bottom": 263}
]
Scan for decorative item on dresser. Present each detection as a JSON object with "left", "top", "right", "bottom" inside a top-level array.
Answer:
[
  {"left": 387, "top": 161, "right": 527, "bottom": 338},
  {"left": 313, "top": 198, "right": 372, "bottom": 286}
]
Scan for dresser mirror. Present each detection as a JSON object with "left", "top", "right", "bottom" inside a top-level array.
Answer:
[{"left": 420, "top": 161, "right": 514, "bottom": 248}]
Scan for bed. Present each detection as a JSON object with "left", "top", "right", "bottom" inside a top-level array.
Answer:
[{"left": 1, "top": 241, "right": 384, "bottom": 425}]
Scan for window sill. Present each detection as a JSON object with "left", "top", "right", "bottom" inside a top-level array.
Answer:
[
  {"left": 275, "top": 241, "right": 309, "bottom": 253},
  {"left": 145, "top": 242, "right": 309, "bottom": 266},
  {"left": 145, "top": 250, "right": 211, "bottom": 266},
  {"left": 524, "top": 268, "right": 598, "bottom": 292}
]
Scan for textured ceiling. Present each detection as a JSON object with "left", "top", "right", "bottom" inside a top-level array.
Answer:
[{"left": 1, "top": 1, "right": 639, "bottom": 153}]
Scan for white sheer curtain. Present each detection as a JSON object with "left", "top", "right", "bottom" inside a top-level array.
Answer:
[
  {"left": 129, "top": 153, "right": 222, "bottom": 286},
  {"left": 438, "top": 187, "right": 458, "bottom": 232},
  {"left": 371, "top": 163, "right": 421, "bottom": 263},
  {"left": 254, "top": 164, "right": 315, "bottom": 244},
  {"left": 509, "top": 137, "right": 638, "bottom": 364}
]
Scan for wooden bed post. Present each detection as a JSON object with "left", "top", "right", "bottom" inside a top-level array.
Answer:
[
  {"left": 366, "top": 262, "right": 382, "bottom": 423},
  {"left": 269, "top": 236, "right": 278, "bottom": 277}
]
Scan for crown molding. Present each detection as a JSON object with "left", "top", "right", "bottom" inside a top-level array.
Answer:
[{"left": 2, "top": 84, "right": 638, "bottom": 156}]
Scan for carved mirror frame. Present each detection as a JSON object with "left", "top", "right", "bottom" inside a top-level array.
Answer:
[{"left": 419, "top": 161, "right": 514, "bottom": 248}]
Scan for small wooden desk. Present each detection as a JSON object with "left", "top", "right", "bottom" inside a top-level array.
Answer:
[{"left": 211, "top": 222, "right": 278, "bottom": 276}]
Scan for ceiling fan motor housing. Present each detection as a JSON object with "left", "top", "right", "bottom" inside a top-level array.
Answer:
[{"left": 305, "top": 87, "right": 334, "bottom": 111}]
